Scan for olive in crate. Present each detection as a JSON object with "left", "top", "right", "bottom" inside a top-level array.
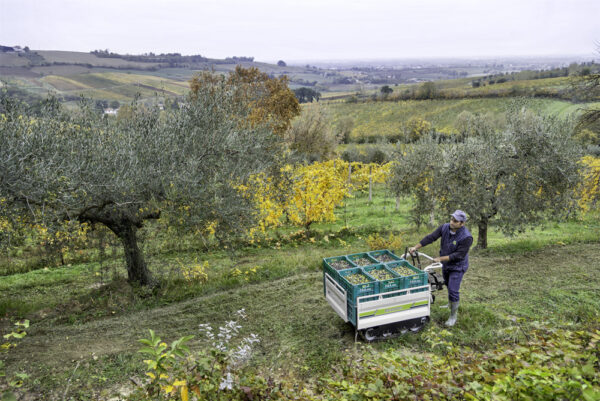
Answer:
[
  {"left": 330, "top": 260, "right": 352, "bottom": 270},
  {"left": 369, "top": 269, "right": 394, "bottom": 281},
  {"left": 390, "top": 266, "right": 416, "bottom": 277},
  {"left": 375, "top": 254, "right": 397, "bottom": 263},
  {"left": 352, "top": 257, "right": 374, "bottom": 266},
  {"left": 345, "top": 273, "right": 371, "bottom": 285}
]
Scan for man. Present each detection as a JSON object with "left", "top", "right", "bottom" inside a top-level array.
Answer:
[{"left": 408, "top": 210, "right": 473, "bottom": 327}]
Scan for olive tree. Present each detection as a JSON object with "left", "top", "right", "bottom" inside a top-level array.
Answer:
[
  {"left": 437, "top": 110, "right": 581, "bottom": 248},
  {"left": 285, "top": 103, "right": 337, "bottom": 161},
  {"left": 574, "top": 62, "right": 600, "bottom": 139},
  {"left": 390, "top": 109, "right": 581, "bottom": 249},
  {"left": 389, "top": 138, "right": 442, "bottom": 228},
  {"left": 0, "top": 82, "right": 283, "bottom": 285}
]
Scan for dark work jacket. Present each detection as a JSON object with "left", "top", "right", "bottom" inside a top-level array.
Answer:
[{"left": 420, "top": 224, "right": 473, "bottom": 272}]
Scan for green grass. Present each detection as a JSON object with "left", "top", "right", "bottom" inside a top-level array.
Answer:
[
  {"left": 4, "top": 242, "right": 599, "bottom": 398},
  {"left": 1, "top": 188, "right": 599, "bottom": 398}
]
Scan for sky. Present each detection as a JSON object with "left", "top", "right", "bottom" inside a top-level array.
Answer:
[{"left": 1, "top": 0, "right": 599, "bottom": 63}]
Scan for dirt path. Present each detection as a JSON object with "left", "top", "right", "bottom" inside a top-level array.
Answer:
[{"left": 9, "top": 271, "right": 326, "bottom": 367}]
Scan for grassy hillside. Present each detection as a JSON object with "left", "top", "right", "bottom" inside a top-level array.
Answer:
[
  {"left": 322, "top": 74, "right": 585, "bottom": 108},
  {"left": 36, "top": 51, "right": 163, "bottom": 69},
  {"left": 0, "top": 53, "right": 30, "bottom": 67},
  {"left": 38, "top": 72, "right": 190, "bottom": 101},
  {"left": 325, "top": 97, "right": 592, "bottom": 142},
  {"left": 1, "top": 187, "right": 599, "bottom": 398}
]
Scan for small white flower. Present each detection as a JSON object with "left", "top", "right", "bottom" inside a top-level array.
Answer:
[
  {"left": 244, "top": 334, "right": 260, "bottom": 345},
  {"left": 219, "top": 372, "right": 233, "bottom": 390}
]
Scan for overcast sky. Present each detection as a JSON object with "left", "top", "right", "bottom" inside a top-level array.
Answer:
[{"left": 2, "top": 0, "right": 599, "bottom": 63}]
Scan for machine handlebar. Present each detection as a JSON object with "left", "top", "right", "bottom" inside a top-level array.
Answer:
[{"left": 401, "top": 250, "right": 443, "bottom": 271}]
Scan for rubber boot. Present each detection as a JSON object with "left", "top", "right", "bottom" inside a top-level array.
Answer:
[{"left": 445, "top": 301, "right": 459, "bottom": 326}]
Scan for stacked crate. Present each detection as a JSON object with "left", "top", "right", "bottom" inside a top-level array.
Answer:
[{"left": 323, "top": 249, "right": 428, "bottom": 326}]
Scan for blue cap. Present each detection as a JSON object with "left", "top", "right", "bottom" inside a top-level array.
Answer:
[{"left": 451, "top": 210, "right": 467, "bottom": 222}]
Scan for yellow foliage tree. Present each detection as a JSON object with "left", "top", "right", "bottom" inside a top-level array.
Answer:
[
  {"left": 286, "top": 161, "right": 349, "bottom": 231},
  {"left": 347, "top": 162, "right": 392, "bottom": 192},
  {"left": 578, "top": 156, "right": 600, "bottom": 213},
  {"left": 240, "top": 159, "right": 394, "bottom": 235},
  {"left": 404, "top": 117, "right": 432, "bottom": 142},
  {"left": 239, "top": 171, "right": 290, "bottom": 235}
]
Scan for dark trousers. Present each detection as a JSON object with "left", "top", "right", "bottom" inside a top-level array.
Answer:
[{"left": 443, "top": 268, "right": 465, "bottom": 302}]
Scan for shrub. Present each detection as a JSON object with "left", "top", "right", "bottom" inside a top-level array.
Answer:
[
  {"left": 318, "top": 324, "right": 600, "bottom": 401},
  {"left": 574, "top": 128, "right": 600, "bottom": 146},
  {"left": 404, "top": 117, "right": 432, "bottom": 142},
  {"left": 1, "top": 320, "right": 30, "bottom": 399},
  {"left": 340, "top": 146, "right": 390, "bottom": 164},
  {"left": 365, "top": 232, "right": 403, "bottom": 252},
  {"left": 128, "top": 310, "right": 269, "bottom": 401}
]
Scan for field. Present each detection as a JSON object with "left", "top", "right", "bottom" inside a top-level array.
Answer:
[
  {"left": 35, "top": 51, "right": 164, "bottom": 70},
  {"left": 325, "top": 97, "right": 592, "bottom": 142},
  {"left": 1, "top": 187, "right": 599, "bottom": 399},
  {"left": 35, "top": 72, "right": 190, "bottom": 102}
]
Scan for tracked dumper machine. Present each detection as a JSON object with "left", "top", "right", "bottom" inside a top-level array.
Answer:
[{"left": 323, "top": 249, "right": 443, "bottom": 341}]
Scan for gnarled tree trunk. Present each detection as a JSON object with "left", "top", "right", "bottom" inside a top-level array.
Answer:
[
  {"left": 116, "top": 223, "right": 152, "bottom": 286},
  {"left": 81, "top": 208, "right": 156, "bottom": 286}
]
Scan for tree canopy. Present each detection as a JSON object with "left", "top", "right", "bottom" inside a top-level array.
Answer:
[
  {"left": 380, "top": 85, "right": 393, "bottom": 97},
  {"left": 190, "top": 66, "right": 300, "bottom": 136},
  {"left": 293, "top": 87, "right": 321, "bottom": 103},
  {"left": 390, "top": 108, "right": 581, "bottom": 248},
  {"left": 285, "top": 103, "right": 337, "bottom": 161},
  {"left": 0, "top": 82, "right": 284, "bottom": 285}
]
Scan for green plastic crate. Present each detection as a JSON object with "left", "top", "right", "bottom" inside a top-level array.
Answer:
[
  {"left": 346, "top": 296, "right": 379, "bottom": 326},
  {"left": 386, "top": 260, "right": 428, "bottom": 289},
  {"left": 338, "top": 267, "right": 378, "bottom": 301},
  {"left": 363, "top": 264, "right": 405, "bottom": 293},
  {"left": 323, "top": 255, "right": 355, "bottom": 273},
  {"left": 322, "top": 255, "right": 356, "bottom": 295},
  {"left": 368, "top": 249, "right": 403, "bottom": 264},
  {"left": 322, "top": 250, "right": 427, "bottom": 299}
]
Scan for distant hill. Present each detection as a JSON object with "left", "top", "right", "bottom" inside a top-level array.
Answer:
[
  {"left": 1, "top": 48, "right": 596, "bottom": 107},
  {"left": 0, "top": 48, "right": 294, "bottom": 75},
  {"left": 0, "top": 49, "right": 304, "bottom": 106}
]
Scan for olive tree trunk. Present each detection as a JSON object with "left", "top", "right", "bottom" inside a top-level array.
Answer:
[
  {"left": 115, "top": 224, "right": 152, "bottom": 286},
  {"left": 477, "top": 219, "right": 488, "bottom": 250},
  {"left": 82, "top": 209, "right": 155, "bottom": 286}
]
